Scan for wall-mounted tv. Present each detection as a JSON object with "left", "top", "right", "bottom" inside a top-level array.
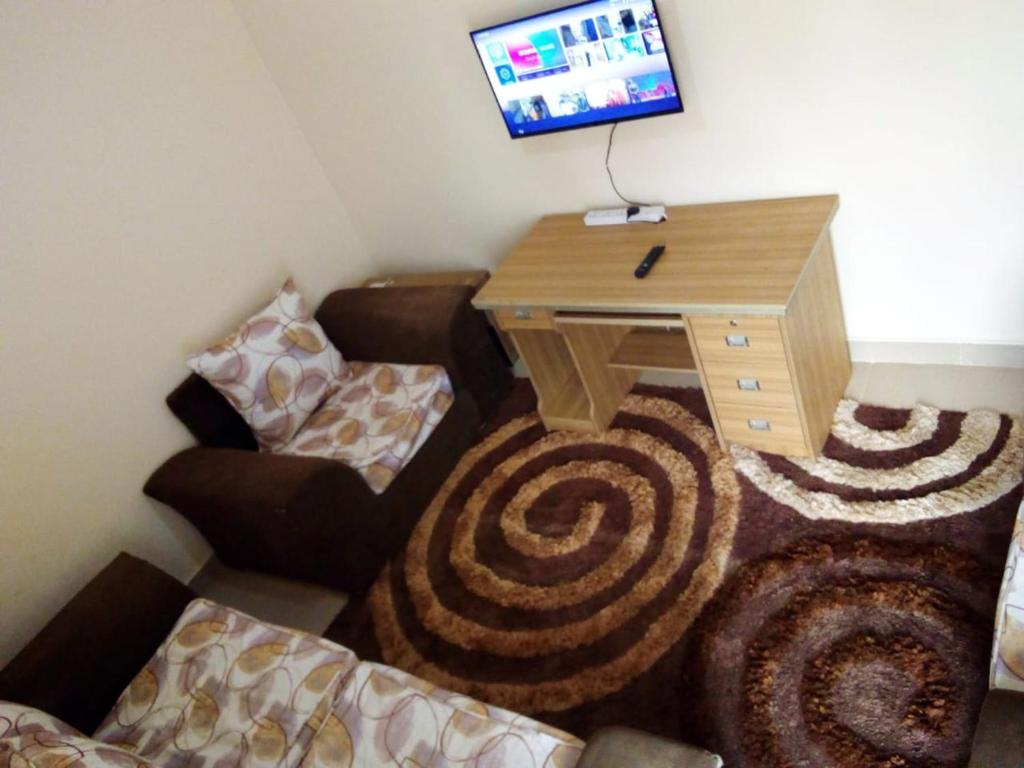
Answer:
[{"left": 470, "top": 0, "right": 683, "bottom": 139}]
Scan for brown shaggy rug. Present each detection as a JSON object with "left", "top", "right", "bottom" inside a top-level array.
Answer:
[{"left": 326, "top": 383, "right": 1023, "bottom": 768}]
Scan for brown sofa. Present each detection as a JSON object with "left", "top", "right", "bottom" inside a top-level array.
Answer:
[
  {"left": 144, "top": 286, "right": 512, "bottom": 595},
  {"left": 969, "top": 689, "right": 1024, "bottom": 767},
  {"left": 0, "top": 554, "right": 721, "bottom": 768}
]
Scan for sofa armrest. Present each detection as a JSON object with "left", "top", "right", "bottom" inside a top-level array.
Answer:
[
  {"left": 577, "top": 727, "right": 722, "bottom": 768},
  {"left": 145, "top": 446, "right": 377, "bottom": 516},
  {"left": 315, "top": 285, "right": 511, "bottom": 418},
  {"left": 969, "top": 689, "right": 1024, "bottom": 767},
  {"left": 0, "top": 553, "right": 195, "bottom": 734},
  {"left": 144, "top": 447, "right": 386, "bottom": 591}
]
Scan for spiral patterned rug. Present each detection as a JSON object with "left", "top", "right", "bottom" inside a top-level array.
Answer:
[{"left": 326, "top": 383, "right": 1023, "bottom": 768}]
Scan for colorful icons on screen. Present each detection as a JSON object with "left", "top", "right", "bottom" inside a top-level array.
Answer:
[{"left": 474, "top": 1, "right": 680, "bottom": 136}]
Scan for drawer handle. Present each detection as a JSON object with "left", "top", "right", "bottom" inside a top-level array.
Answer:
[
  {"left": 737, "top": 378, "right": 761, "bottom": 392},
  {"left": 513, "top": 309, "right": 532, "bottom": 320},
  {"left": 748, "top": 419, "right": 772, "bottom": 432},
  {"left": 725, "top": 335, "right": 750, "bottom": 348}
]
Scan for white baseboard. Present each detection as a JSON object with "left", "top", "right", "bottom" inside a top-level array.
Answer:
[{"left": 848, "top": 340, "right": 1024, "bottom": 369}]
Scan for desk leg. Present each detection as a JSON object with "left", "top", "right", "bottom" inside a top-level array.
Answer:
[
  {"left": 560, "top": 323, "right": 639, "bottom": 432},
  {"left": 683, "top": 316, "right": 728, "bottom": 451},
  {"left": 508, "top": 329, "right": 592, "bottom": 431}
]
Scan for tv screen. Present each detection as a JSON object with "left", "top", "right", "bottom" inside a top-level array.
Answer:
[{"left": 470, "top": 0, "right": 683, "bottom": 139}]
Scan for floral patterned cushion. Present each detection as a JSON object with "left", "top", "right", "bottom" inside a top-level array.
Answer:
[
  {"left": 187, "top": 279, "right": 347, "bottom": 451},
  {"left": 0, "top": 730, "right": 157, "bottom": 768},
  {"left": 302, "top": 662, "right": 583, "bottom": 768},
  {"left": 357, "top": 663, "right": 584, "bottom": 748},
  {"left": 992, "top": 499, "right": 1024, "bottom": 691},
  {"left": 277, "top": 362, "right": 454, "bottom": 494},
  {"left": 94, "top": 599, "right": 358, "bottom": 768},
  {"left": 0, "top": 703, "right": 81, "bottom": 738}
]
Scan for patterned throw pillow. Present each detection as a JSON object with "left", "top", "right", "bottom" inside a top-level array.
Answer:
[
  {"left": 304, "top": 662, "right": 583, "bottom": 768},
  {"left": 0, "top": 703, "right": 82, "bottom": 738},
  {"left": 187, "top": 279, "right": 346, "bottom": 451},
  {"left": 278, "top": 362, "right": 454, "bottom": 494},
  {"left": 94, "top": 599, "right": 358, "bottom": 768},
  {"left": 0, "top": 730, "right": 159, "bottom": 768}
]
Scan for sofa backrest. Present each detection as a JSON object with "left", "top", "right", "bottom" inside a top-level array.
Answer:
[
  {"left": 166, "top": 374, "right": 258, "bottom": 451},
  {"left": 314, "top": 285, "right": 474, "bottom": 365},
  {"left": 0, "top": 553, "right": 196, "bottom": 734}
]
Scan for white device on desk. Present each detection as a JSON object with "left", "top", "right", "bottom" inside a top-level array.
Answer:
[{"left": 584, "top": 205, "right": 667, "bottom": 226}]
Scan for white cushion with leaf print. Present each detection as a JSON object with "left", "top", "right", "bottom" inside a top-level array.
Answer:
[
  {"left": 278, "top": 362, "right": 454, "bottom": 494},
  {"left": 94, "top": 599, "right": 358, "bottom": 768},
  {"left": 0, "top": 703, "right": 156, "bottom": 768},
  {"left": 0, "top": 702, "right": 82, "bottom": 739},
  {"left": 300, "top": 661, "right": 584, "bottom": 768},
  {"left": 187, "top": 278, "right": 346, "bottom": 451}
]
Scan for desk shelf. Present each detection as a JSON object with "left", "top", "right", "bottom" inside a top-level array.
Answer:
[{"left": 608, "top": 327, "right": 696, "bottom": 373}]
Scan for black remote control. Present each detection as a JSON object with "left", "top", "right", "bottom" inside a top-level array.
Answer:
[{"left": 634, "top": 245, "right": 665, "bottom": 278}]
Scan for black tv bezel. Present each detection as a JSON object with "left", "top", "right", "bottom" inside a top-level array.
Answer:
[{"left": 469, "top": 0, "right": 685, "bottom": 140}]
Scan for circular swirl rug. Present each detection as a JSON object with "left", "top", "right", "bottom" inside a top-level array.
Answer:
[{"left": 326, "top": 383, "right": 1023, "bottom": 768}]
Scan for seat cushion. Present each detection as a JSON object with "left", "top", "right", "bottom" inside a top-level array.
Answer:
[
  {"left": 187, "top": 278, "right": 347, "bottom": 451},
  {"left": 278, "top": 361, "right": 454, "bottom": 494},
  {"left": 94, "top": 599, "right": 358, "bottom": 768},
  {"left": 991, "top": 500, "right": 1024, "bottom": 691},
  {"left": 302, "top": 662, "right": 583, "bottom": 768}
]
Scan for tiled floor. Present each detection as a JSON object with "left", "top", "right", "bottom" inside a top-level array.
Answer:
[
  {"left": 189, "top": 363, "right": 1024, "bottom": 630},
  {"left": 189, "top": 556, "right": 348, "bottom": 635}
]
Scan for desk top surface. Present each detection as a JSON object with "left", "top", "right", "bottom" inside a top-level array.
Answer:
[{"left": 473, "top": 195, "right": 839, "bottom": 316}]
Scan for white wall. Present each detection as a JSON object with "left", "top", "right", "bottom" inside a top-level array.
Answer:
[
  {"left": 235, "top": 0, "right": 1024, "bottom": 348},
  {"left": 0, "top": 1, "right": 372, "bottom": 665}
]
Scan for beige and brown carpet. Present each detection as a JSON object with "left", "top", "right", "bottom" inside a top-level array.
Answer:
[{"left": 326, "top": 383, "right": 1024, "bottom": 768}]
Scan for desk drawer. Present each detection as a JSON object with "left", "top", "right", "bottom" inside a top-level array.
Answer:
[
  {"left": 717, "top": 402, "right": 809, "bottom": 456},
  {"left": 690, "top": 316, "right": 786, "bottom": 363},
  {"left": 703, "top": 359, "right": 797, "bottom": 409},
  {"left": 493, "top": 308, "right": 556, "bottom": 331}
]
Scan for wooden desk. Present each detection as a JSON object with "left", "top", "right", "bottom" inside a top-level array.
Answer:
[{"left": 472, "top": 195, "right": 851, "bottom": 458}]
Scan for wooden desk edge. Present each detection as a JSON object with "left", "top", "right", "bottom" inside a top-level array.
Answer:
[
  {"left": 473, "top": 194, "right": 841, "bottom": 317},
  {"left": 517, "top": 193, "right": 839, "bottom": 226},
  {"left": 471, "top": 299, "right": 791, "bottom": 317}
]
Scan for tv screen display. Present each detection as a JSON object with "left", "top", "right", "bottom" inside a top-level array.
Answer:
[{"left": 470, "top": 0, "right": 683, "bottom": 139}]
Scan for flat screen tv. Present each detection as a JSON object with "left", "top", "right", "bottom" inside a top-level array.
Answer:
[{"left": 470, "top": 0, "right": 683, "bottom": 139}]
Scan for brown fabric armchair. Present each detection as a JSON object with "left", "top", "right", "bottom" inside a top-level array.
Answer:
[{"left": 144, "top": 286, "right": 512, "bottom": 595}]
